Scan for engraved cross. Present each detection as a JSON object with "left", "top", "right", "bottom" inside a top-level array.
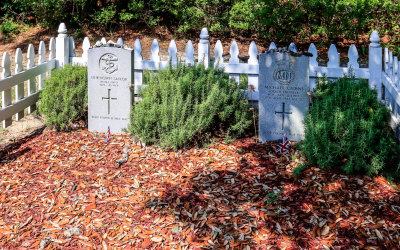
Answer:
[
  {"left": 275, "top": 102, "right": 292, "bottom": 130},
  {"left": 102, "top": 89, "right": 117, "bottom": 115}
]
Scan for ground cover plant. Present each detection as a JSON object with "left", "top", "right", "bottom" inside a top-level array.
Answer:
[
  {"left": 39, "top": 64, "right": 88, "bottom": 131},
  {"left": 129, "top": 64, "right": 252, "bottom": 149},
  {"left": 299, "top": 76, "right": 400, "bottom": 177}
]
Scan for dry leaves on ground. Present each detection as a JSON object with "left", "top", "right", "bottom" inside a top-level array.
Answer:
[{"left": 0, "top": 129, "right": 399, "bottom": 249}]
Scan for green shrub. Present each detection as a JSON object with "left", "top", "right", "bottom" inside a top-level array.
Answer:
[
  {"left": 0, "top": 16, "right": 25, "bottom": 39},
  {"left": 2, "top": 0, "right": 400, "bottom": 47},
  {"left": 39, "top": 65, "right": 88, "bottom": 131},
  {"left": 300, "top": 76, "right": 400, "bottom": 177},
  {"left": 129, "top": 64, "right": 252, "bottom": 150}
]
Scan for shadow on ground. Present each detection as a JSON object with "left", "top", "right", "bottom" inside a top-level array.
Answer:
[
  {"left": 0, "top": 125, "right": 45, "bottom": 162},
  {"left": 145, "top": 139, "right": 400, "bottom": 248}
]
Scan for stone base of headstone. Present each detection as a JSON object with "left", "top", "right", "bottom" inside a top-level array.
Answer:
[
  {"left": 258, "top": 52, "right": 310, "bottom": 142},
  {"left": 88, "top": 47, "right": 134, "bottom": 133}
]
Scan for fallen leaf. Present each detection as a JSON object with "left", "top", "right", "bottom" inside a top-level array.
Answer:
[
  {"left": 321, "top": 226, "right": 330, "bottom": 236},
  {"left": 151, "top": 236, "right": 163, "bottom": 242}
]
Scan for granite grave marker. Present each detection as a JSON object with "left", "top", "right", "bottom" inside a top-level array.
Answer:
[
  {"left": 259, "top": 50, "right": 310, "bottom": 142},
  {"left": 88, "top": 46, "right": 133, "bottom": 133}
]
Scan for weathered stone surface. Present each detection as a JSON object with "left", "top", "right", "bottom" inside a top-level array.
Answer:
[
  {"left": 88, "top": 47, "right": 133, "bottom": 133},
  {"left": 259, "top": 52, "right": 309, "bottom": 142}
]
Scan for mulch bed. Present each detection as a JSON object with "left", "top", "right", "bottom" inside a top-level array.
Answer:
[{"left": 0, "top": 129, "right": 399, "bottom": 249}]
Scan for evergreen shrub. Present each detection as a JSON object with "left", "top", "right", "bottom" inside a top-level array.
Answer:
[
  {"left": 300, "top": 76, "right": 400, "bottom": 176},
  {"left": 129, "top": 64, "right": 252, "bottom": 149},
  {"left": 0, "top": 16, "right": 25, "bottom": 39},
  {"left": 39, "top": 64, "right": 87, "bottom": 131}
]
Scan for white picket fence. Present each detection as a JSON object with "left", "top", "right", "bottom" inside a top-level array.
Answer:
[
  {"left": 382, "top": 46, "right": 400, "bottom": 134},
  {"left": 0, "top": 38, "right": 56, "bottom": 128},
  {"left": 0, "top": 23, "right": 398, "bottom": 137}
]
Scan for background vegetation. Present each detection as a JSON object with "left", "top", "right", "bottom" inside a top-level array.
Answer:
[{"left": 1, "top": 0, "right": 400, "bottom": 47}]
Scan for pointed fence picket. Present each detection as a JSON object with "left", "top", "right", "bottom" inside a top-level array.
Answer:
[
  {"left": 15, "top": 48, "right": 24, "bottom": 121},
  {"left": 185, "top": 40, "right": 194, "bottom": 65},
  {"left": 269, "top": 42, "right": 277, "bottom": 50},
  {"left": 289, "top": 42, "right": 297, "bottom": 52},
  {"left": 38, "top": 41, "right": 46, "bottom": 90},
  {"left": 168, "top": 40, "right": 178, "bottom": 64},
  {"left": 327, "top": 44, "right": 340, "bottom": 68},
  {"left": 228, "top": 41, "right": 240, "bottom": 83},
  {"left": 27, "top": 44, "right": 37, "bottom": 114},
  {"left": 70, "top": 36, "right": 91, "bottom": 66},
  {"left": 348, "top": 44, "right": 359, "bottom": 69},
  {"left": 308, "top": 43, "right": 318, "bottom": 67},
  {"left": 247, "top": 41, "right": 259, "bottom": 100},
  {"left": 2, "top": 52, "right": 12, "bottom": 128},
  {"left": 213, "top": 40, "right": 223, "bottom": 66},
  {"left": 117, "top": 38, "right": 124, "bottom": 46},
  {"left": 133, "top": 39, "right": 143, "bottom": 100},
  {"left": 69, "top": 37, "right": 76, "bottom": 57}
]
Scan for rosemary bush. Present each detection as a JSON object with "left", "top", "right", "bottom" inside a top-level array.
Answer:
[
  {"left": 39, "top": 65, "right": 88, "bottom": 131},
  {"left": 129, "top": 64, "right": 252, "bottom": 149},
  {"left": 300, "top": 76, "right": 400, "bottom": 176}
]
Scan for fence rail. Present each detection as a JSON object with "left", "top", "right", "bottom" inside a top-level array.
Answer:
[
  {"left": 0, "top": 39, "right": 56, "bottom": 128},
  {"left": 1, "top": 23, "right": 399, "bottom": 138}
]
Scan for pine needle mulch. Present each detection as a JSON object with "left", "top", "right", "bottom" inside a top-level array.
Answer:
[{"left": 0, "top": 129, "right": 399, "bottom": 249}]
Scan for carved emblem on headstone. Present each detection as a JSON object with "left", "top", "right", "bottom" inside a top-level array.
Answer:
[
  {"left": 99, "top": 53, "right": 118, "bottom": 74},
  {"left": 273, "top": 61, "right": 295, "bottom": 85}
]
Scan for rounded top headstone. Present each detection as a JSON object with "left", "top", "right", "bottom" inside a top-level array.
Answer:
[{"left": 200, "top": 28, "right": 209, "bottom": 40}]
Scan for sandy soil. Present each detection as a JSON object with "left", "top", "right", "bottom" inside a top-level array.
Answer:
[{"left": 0, "top": 114, "right": 45, "bottom": 150}]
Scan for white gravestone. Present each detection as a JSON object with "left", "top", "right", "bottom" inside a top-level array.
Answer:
[
  {"left": 259, "top": 52, "right": 310, "bottom": 142},
  {"left": 88, "top": 47, "right": 133, "bottom": 133}
]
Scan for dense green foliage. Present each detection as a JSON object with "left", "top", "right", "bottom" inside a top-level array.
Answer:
[
  {"left": 0, "top": 15, "right": 26, "bottom": 39},
  {"left": 1, "top": 0, "right": 400, "bottom": 45},
  {"left": 129, "top": 64, "right": 252, "bottom": 149},
  {"left": 300, "top": 77, "right": 400, "bottom": 177},
  {"left": 39, "top": 65, "right": 88, "bottom": 131}
]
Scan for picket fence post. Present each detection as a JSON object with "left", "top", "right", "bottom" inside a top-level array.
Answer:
[
  {"left": 198, "top": 28, "right": 210, "bottom": 69},
  {"left": 56, "top": 23, "right": 70, "bottom": 68},
  {"left": 369, "top": 30, "right": 383, "bottom": 101}
]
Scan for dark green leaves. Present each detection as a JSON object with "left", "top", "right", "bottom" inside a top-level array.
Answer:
[{"left": 300, "top": 76, "right": 400, "bottom": 177}]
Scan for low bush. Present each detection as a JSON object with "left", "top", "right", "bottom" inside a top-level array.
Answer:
[
  {"left": 0, "top": 16, "right": 25, "bottom": 39},
  {"left": 129, "top": 64, "right": 252, "bottom": 150},
  {"left": 300, "top": 76, "right": 400, "bottom": 177},
  {"left": 39, "top": 65, "right": 87, "bottom": 131}
]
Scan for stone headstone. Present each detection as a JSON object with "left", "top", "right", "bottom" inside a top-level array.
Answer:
[
  {"left": 259, "top": 52, "right": 310, "bottom": 142},
  {"left": 88, "top": 47, "right": 133, "bottom": 133}
]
